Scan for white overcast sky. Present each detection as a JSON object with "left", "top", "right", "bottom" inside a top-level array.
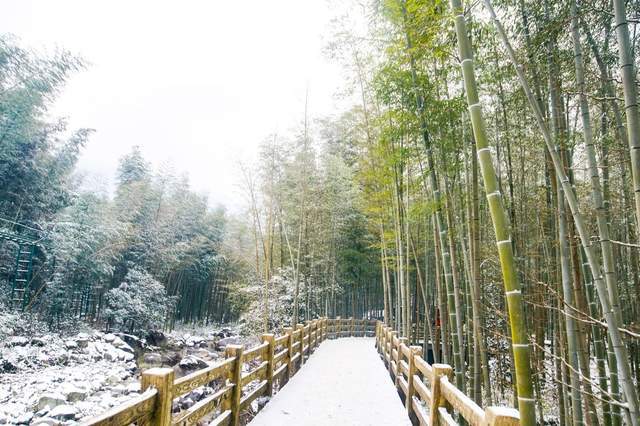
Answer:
[{"left": 1, "top": 1, "right": 350, "bottom": 209}]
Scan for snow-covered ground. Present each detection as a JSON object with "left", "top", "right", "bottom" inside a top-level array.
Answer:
[
  {"left": 249, "top": 337, "right": 411, "bottom": 426},
  {"left": 0, "top": 331, "right": 139, "bottom": 424},
  {"left": 0, "top": 314, "right": 251, "bottom": 425}
]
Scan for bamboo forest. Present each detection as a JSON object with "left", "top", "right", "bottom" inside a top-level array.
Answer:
[{"left": 1, "top": 0, "right": 640, "bottom": 425}]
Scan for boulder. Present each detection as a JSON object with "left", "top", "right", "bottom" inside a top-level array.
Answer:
[
  {"left": 110, "top": 337, "right": 134, "bottom": 353},
  {"left": 31, "top": 337, "right": 46, "bottom": 347},
  {"left": 178, "top": 355, "right": 208, "bottom": 371},
  {"left": 256, "top": 396, "right": 270, "bottom": 410},
  {"left": 0, "top": 358, "right": 17, "bottom": 373},
  {"left": 61, "top": 384, "right": 87, "bottom": 402},
  {"left": 161, "top": 351, "right": 182, "bottom": 366},
  {"left": 143, "top": 353, "right": 162, "bottom": 365},
  {"left": 114, "top": 333, "right": 145, "bottom": 352},
  {"left": 15, "top": 412, "right": 33, "bottom": 425},
  {"left": 36, "top": 393, "right": 66, "bottom": 411},
  {"left": 106, "top": 375, "right": 121, "bottom": 385},
  {"left": 126, "top": 382, "right": 141, "bottom": 394},
  {"left": 146, "top": 330, "right": 167, "bottom": 346},
  {"left": 34, "top": 407, "right": 50, "bottom": 417},
  {"left": 215, "top": 336, "right": 240, "bottom": 350},
  {"left": 64, "top": 340, "right": 78, "bottom": 350},
  {"left": 103, "top": 333, "right": 116, "bottom": 343},
  {"left": 180, "top": 397, "right": 195, "bottom": 409},
  {"left": 110, "top": 384, "right": 126, "bottom": 396},
  {"left": 188, "top": 387, "right": 206, "bottom": 401},
  {"left": 7, "top": 336, "right": 29, "bottom": 347},
  {"left": 75, "top": 333, "right": 90, "bottom": 348},
  {"left": 48, "top": 405, "right": 78, "bottom": 420}
]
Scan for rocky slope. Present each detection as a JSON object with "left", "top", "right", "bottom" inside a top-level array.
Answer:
[{"left": 0, "top": 323, "right": 250, "bottom": 425}]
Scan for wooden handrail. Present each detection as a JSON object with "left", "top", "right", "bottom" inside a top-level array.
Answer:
[
  {"left": 82, "top": 388, "right": 157, "bottom": 425},
  {"left": 375, "top": 323, "right": 520, "bottom": 426},
  {"left": 81, "top": 317, "right": 352, "bottom": 426}
]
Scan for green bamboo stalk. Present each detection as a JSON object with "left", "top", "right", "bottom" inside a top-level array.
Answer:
[
  {"left": 558, "top": 183, "right": 584, "bottom": 426},
  {"left": 570, "top": 3, "right": 617, "bottom": 424},
  {"left": 482, "top": 1, "right": 640, "bottom": 423},
  {"left": 612, "top": 0, "right": 640, "bottom": 233},
  {"left": 449, "top": 1, "right": 535, "bottom": 424}
]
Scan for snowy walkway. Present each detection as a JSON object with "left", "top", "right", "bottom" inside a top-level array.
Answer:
[{"left": 249, "top": 337, "right": 411, "bottom": 426}]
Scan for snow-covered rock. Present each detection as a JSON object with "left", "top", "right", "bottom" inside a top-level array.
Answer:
[
  {"left": 0, "top": 358, "right": 17, "bottom": 373},
  {"left": 36, "top": 392, "right": 66, "bottom": 411},
  {"left": 61, "top": 384, "right": 87, "bottom": 402},
  {"left": 161, "top": 351, "right": 181, "bottom": 366},
  {"left": 31, "top": 418, "right": 61, "bottom": 426},
  {"left": 48, "top": 404, "right": 78, "bottom": 420},
  {"left": 8, "top": 336, "right": 29, "bottom": 347},
  {"left": 143, "top": 352, "right": 162, "bottom": 364},
  {"left": 146, "top": 330, "right": 166, "bottom": 346},
  {"left": 126, "top": 382, "right": 141, "bottom": 394},
  {"left": 178, "top": 355, "right": 208, "bottom": 371},
  {"left": 216, "top": 336, "right": 240, "bottom": 350},
  {"left": 111, "top": 337, "right": 134, "bottom": 354},
  {"left": 15, "top": 411, "right": 34, "bottom": 424}
]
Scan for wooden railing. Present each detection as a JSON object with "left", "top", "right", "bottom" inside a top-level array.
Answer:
[
  {"left": 83, "top": 317, "right": 378, "bottom": 426},
  {"left": 376, "top": 323, "right": 520, "bottom": 426}
]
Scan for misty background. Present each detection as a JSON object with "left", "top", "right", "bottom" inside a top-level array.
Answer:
[{"left": 0, "top": 0, "right": 348, "bottom": 209}]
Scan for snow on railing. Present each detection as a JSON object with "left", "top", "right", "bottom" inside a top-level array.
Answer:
[
  {"left": 82, "top": 317, "right": 377, "bottom": 426},
  {"left": 376, "top": 323, "right": 520, "bottom": 426}
]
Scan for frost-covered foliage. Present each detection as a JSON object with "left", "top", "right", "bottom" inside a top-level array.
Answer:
[
  {"left": 240, "top": 267, "right": 320, "bottom": 334},
  {"left": 103, "top": 269, "right": 175, "bottom": 333},
  {"left": 0, "top": 308, "right": 48, "bottom": 341}
]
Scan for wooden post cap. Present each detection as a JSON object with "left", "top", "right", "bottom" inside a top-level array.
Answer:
[{"left": 484, "top": 406, "right": 520, "bottom": 425}]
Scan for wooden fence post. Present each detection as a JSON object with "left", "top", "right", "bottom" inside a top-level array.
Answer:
[
  {"left": 429, "top": 364, "right": 453, "bottom": 426},
  {"left": 225, "top": 344, "right": 244, "bottom": 426},
  {"left": 406, "top": 345, "right": 422, "bottom": 416},
  {"left": 284, "top": 327, "right": 293, "bottom": 379},
  {"left": 388, "top": 331, "right": 397, "bottom": 376},
  {"left": 326, "top": 317, "right": 330, "bottom": 339},
  {"left": 297, "top": 323, "right": 305, "bottom": 365},
  {"left": 312, "top": 320, "right": 317, "bottom": 350},
  {"left": 261, "top": 333, "right": 275, "bottom": 396},
  {"left": 141, "top": 368, "right": 173, "bottom": 426},
  {"left": 484, "top": 406, "right": 520, "bottom": 425},
  {"left": 350, "top": 317, "right": 354, "bottom": 336},
  {"left": 397, "top": 337, "right": 408, "bottom": 386}
]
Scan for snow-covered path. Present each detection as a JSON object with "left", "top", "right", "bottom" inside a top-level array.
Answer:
[{"left": 249, "top": 337, "right": 412, "bottom": 426}]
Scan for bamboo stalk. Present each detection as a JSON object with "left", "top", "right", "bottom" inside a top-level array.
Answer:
[{"left": 449, "top": 1, "right": 535, "bottom": 424}]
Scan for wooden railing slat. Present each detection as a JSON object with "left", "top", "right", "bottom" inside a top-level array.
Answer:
[
  {"left": 239, "top": 380, "right": 268, "bottom": 410},
  {"left": 81, "top": 388, "right": 157, "bottom": 426},
  {"left": 173, "top": 358, "right": 235, "bottom": 396},
  {"left": 243, "top": 341, "right": 268, "bottom": 362},
  {"left": 412, "top": 397, "right": 430, "bottom": 426},
  {"left": 171, "top": 384, "right": 232, "bottom": 425},
  {"left": 241, "top": 360, "right": 268, "bottom": 386},
  {"left": 413, "top": 374, "right": 431, "bottom": 403},
  {"left": 440, "top": 377, "right": 485, "bottom": 426}
]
